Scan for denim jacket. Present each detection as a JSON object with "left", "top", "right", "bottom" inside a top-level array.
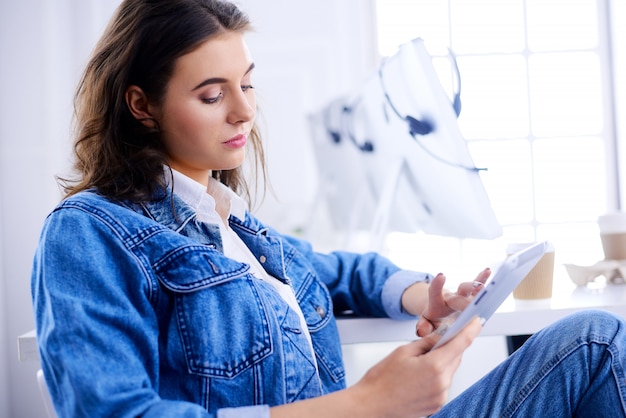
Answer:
[{"left": 31, "top": 190, "right": 430, "bottom": 418}]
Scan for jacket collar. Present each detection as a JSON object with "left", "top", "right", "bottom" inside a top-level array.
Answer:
[{"left": 138, "top": 190, "right": 198, "bottom": 233}]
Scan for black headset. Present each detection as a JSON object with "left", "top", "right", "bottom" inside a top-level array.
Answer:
[
  {"left": 378, "top": 49, "right": 486, "bottom": 172},
  {"left": 324, "top": 46, "right": 486, "bottom": 172},
  {"left": 325, "top": 97, "right": 375, "bottom": 152}
]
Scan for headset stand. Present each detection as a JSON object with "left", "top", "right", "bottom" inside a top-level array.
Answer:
[{"left": 368, "top": 158, "right": 408, "bottom": 251}]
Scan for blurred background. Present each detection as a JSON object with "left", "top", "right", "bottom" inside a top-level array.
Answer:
[{"left": 1, "top": 0, "right": 625, "bottom": 416}]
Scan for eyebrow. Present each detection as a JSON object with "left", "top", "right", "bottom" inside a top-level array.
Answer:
[{"left": 191, "top": 62, "right": 256, "bottom": 91}]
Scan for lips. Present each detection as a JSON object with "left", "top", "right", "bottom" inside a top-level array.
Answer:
[{"left": 224, "top": 133, "right": 247, "bottom": 148}]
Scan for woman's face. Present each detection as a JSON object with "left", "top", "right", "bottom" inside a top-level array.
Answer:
[{"left": 150, "top": 31, "right": 256, "bottom": 185}]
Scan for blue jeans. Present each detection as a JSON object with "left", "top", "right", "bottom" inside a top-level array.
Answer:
[{"left": 436, "top": 310, "right": 626, "bottom": 417}]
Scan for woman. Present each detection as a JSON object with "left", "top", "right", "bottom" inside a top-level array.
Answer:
[{"left": 31, "top": 0, "right": 626, "bottom": 417}]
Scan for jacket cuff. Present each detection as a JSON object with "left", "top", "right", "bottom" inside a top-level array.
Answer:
[
  {"left": 381, "top": 270, "right": 433, "bottom": 320},
  {"left": 218, "top": 405, "right": 270, "bottom": 418}
]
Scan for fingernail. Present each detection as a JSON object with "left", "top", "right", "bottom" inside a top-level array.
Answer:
[{"left": 472, "top": 281, "right": 483, "bottom": 288}]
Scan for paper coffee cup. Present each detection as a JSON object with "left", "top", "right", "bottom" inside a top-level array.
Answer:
[
  {"left": 507, "top": 242, "right": 555, "bottom": 300},
  {"left": 598, "top": 213, "right": 626, "bottom": 260}
]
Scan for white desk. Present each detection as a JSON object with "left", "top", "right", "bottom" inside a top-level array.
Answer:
[
  {"left": 18, "top": 329, "right": 38, "bottom": 362},
  {"left": 18, "top": 283, "right": 626, "bottom": 360},
  {"left": 337, "top": 282, "right": 626, "bottom": 344}
]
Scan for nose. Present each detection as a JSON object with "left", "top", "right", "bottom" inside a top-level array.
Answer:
[{"left": 227, "top": 88, "right": 256, "bottom": 125}]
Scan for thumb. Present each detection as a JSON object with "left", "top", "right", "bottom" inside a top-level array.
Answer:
[{"left": 431, "top": 317, "right": 482, "bottom": 355}]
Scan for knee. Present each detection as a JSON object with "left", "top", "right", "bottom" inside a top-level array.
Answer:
[{"left": 559, "top": 310, "right": 624, "bottom": 340}]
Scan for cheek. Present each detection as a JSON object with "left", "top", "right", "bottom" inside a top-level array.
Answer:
[{"left": 165, "top": 105, "right": 214, "bottom": 137}]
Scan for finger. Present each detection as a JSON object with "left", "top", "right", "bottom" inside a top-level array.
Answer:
[
  {"left": 431, "top": 317, "right": 482, "bottom": 356},
  {"left": 444, "top": 293, "right": 473, "bottom": 311},
  {"left": 419, "top": 274, "right": 446, "bottom": 334},
  {"left": 456, "top": 280, "right": 484, "bottom": 298},
  {"left": 404, "top": 335, "right": 438, "bottom": 355},
  {"left": 416, "top": 317, "right": 435, "bottom": 337},
  {"left": 474, "top": 267, "right": 491, "bottom": 283},
  {"left": 455, "top": 268, "right": 490, "bottom": 297},
  {"left": 428, "top": 273, "right": 447, "bottom": 304}
]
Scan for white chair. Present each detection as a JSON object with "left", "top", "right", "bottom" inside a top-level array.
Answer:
[{"left": 37, "top": 369, "right": 57, "bottom": 418}]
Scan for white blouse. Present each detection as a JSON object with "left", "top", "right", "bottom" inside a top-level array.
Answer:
[{"left": 168, "top": 169, "right": 317, "bottom": 365}]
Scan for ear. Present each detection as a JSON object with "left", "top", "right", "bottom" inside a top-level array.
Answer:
[{"left": 125, "top": 85, "right": 156, "bottom": 127}]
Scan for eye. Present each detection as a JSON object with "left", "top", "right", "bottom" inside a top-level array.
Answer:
[
  {"left": 241, "top": 84, "right": 254, "bottom": 92},
  {"left": 201, "top": 92, "right": 223, "bottom": 104}
]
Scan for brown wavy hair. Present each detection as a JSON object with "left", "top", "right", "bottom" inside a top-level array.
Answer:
[{"left": 60, "top": 0, "right": 266, "bottom": 205}]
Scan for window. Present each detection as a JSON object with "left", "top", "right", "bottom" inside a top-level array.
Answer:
[{"left": 375, "top": 0, "right": 618, "bottom": 285}]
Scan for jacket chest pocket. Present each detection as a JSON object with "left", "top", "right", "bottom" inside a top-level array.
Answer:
[{"left": 155, "top": 246, "right": 273, "bottom": 378}]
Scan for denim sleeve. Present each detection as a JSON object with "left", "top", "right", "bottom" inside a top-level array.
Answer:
[
  {"left": 279, "top": 232, "right": 432, "bottom": 319},
  {"left": 31, "top": 207, "right": 208, "bottom": 417},
  {"left": 381, "top": 270, "right": 433, "bottom": 320}
]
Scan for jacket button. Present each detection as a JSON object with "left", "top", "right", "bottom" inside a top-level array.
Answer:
[
  {"left": 259, "top": 255, "right": 266, "bottom": 263},
  {"left": 315, "top": 306, "right": 325, "bottom": 317}
]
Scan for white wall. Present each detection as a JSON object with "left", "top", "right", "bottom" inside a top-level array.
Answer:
[
  {"left": 238, "top": 0, "right": 379, "bottom": 237},
  {"left": 612, "top": 0, "right": 626, "bottom": 208},
  {"left": 0, "top": 1, "right": 145, "bottom": 416},
  {"left": 0, "top": 1, "right": 377, "bottom": 416}
]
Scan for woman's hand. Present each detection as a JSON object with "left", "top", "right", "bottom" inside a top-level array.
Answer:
[
  {"left": 347, "top": 317, "right": 483, "bottom": 417},
  {"left": 271, "top": 318, "right": 482, "bottom": 418},
  {"left": 416, "top": 268, "right": 490, "bottom": 337}
]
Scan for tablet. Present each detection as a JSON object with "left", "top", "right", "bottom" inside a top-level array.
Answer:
[{"left": 431, "top": 240, "right": 550, "bottom": 350}]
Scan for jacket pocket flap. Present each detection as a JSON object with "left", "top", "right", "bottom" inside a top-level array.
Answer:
[{"left": 155, "top": 245, "right": 249, "bottom": 292}]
